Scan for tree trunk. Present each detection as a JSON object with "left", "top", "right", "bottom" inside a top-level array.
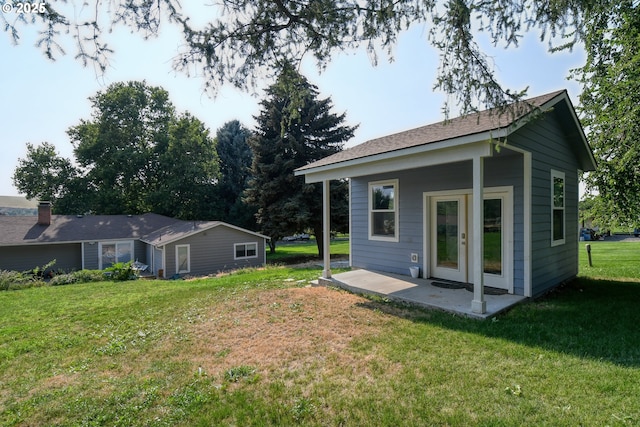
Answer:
[{"left": 313, "top": 225, "right": 323, "bottom": 257}]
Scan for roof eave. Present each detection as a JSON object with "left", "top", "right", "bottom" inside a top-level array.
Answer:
[{"left": 296, "top": 129, "right": 506, "bottom": 183}]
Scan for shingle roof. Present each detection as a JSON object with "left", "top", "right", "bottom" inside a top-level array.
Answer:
[
  {"left": 0, "top": 213, "right": 182, "bottom": 246},
  {"left": 296, "top": 90, "right": 565, "bottom": 172},
  {"left": 141, "top": 221, "right": 269, "bottom": 246}
]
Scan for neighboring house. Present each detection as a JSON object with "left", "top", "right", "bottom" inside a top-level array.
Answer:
[
  {"left": 296, "top": 90, "right": 596, "bottom": 313},
  {"left": 0, "top": 202, "right": 268, "bottom": 276}
]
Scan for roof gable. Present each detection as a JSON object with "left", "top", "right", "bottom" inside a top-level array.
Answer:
[
  {"left": 296, "top": 90, "right": 595, "bottom": 177},
  {"left": 141, "top": 221, "right": 269, "bottom": 246}
]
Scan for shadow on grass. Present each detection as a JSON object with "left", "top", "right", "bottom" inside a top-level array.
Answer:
[{"left": 356, "top": 277, "right": 640, "bottom": 367}]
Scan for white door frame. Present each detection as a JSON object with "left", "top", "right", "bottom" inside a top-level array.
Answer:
[
  {"left": 429, "top": 193, "right": 468, "bottom": 283},
  {"left": 423, "top": 186, "right": 513, "bottom": 292}
]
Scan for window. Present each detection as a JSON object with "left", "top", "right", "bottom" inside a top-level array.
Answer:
[
  {"left": 551, "top": 170, "right": 565, "bottom": 246},
  {"left": 99, "top": 241, "right": 133, "bottom": 269},
  {"left": 235, "top": 242, "right": 258, "bottom": 259},
  {"left": 176, "top": 244, "right": 190, "bottom": 273},
  {"left": 369, "top": 180, "right": 398, "bottom": 241}
]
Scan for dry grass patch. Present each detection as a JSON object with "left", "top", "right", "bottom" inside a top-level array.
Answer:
[{"left": 184, "top": 286, "right": 388, "bottom": 377}]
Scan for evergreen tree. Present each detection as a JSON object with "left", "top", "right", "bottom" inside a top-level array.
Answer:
[
  {"left": 215, "top": 120, "right": 256, "bottom": 230},
  {"left": 246, "top": 65, "right": 356, "bottom": 254}
]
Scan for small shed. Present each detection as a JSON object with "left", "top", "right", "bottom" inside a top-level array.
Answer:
[{"left": 295, "top": 90, "right": 596, "bottom": 314}]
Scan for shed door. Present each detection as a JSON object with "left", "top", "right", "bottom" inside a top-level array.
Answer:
[{"left": 430, "top": 195, "right": 467, "bottom": 283}]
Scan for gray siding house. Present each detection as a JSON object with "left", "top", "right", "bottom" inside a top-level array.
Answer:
[
  {"left": 0, "top": 202, "right": 268, "bottom": 277},
  {"left": 296, "top": 90, "right": 596, "bottom": 314}
]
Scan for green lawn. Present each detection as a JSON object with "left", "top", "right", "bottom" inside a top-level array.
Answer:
[
  {"left": 578, "top": 239, "right": 640, "bottom": 280},
  {"left": 1, "top": 241, "right": 640, "bottom": 426},
  {"left": 267, "top": 237, "right": 349, "bottom": 264}
]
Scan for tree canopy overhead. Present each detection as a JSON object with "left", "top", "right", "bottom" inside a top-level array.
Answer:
[{"left": 1, "top": 0, "right": 601, "bottom": 115}]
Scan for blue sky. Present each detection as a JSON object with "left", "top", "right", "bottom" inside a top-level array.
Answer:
[{"left": 1, "top": 9, "right": 585, "bottom": 196}]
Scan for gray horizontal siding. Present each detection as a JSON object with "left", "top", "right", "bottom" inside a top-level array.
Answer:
[
  {"left": 351, "top": 157, "right": 525, "bottom": 292},
  {"left": 162, "top": 226, "right": 266, "bottom": 277},
  {"left": 0, "top": 243, "right": 81, "bottom": 272},
  {"left": 509, "top": 112, "right": 580, "bottom": 296}
]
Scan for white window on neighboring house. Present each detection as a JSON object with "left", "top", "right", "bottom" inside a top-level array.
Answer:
[
  {"left": 176, "top": 244, "right": 190, "bottom": 273},
  {"left": 235, "top": 242, "right": 258, "bottom": 259},
  {"left": 551, "top": 170, "right": 566, "bottom": 246},
  {"left": 369, "top": 179, "right": 399, "bottom": 242},
  {"left": 99, "top": 241, "right": 134, "bottom": 269}
]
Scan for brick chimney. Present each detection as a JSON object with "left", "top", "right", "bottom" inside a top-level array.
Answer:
[{"left": 37, "top": 201, "right": 52, "bottom": 226}]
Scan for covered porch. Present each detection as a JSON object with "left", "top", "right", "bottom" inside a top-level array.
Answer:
[{"left": 319, "top": 269, "right": 528, "bottom": 319}]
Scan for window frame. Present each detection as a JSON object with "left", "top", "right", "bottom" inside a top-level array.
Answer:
[
  {"left": 175, "top": 244, "right": 191, "bottom": 274},
  {"left": 368, "top": 179, "right": 399, "bottom": 242},
  {"left": 98, "top": 240, "right": 134, "bottom": 270},
  {"left": 234, "top": 242, "right": 258, "bottom": 260},
  {"left": 551, "top": 169, "right": 566, "bottom": 247}
]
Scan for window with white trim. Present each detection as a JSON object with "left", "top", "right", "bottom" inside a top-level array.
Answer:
[
  {"left": 235, "top": 242, "right": 258, "bottom": 259},
  {"left": 551, "top": 170, "right": 565, "bottom": 246},
  {"left": 369, "top": 180, "right": 398, "bottom": 241},
  {"left": 99, "top": 241, "right": 133, "bottom": 269},
  {"left": 176, "top": 244, "right": 190, "bottom": 273}
]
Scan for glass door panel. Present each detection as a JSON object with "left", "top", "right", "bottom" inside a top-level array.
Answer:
[
  {"left": 436, "top": 200, "right": 459, "bottom": 269},
  {"left": 483, "top": 198, "right": 502, "bottom": 275},
  {"left": 430, "top": 195, "right": 467, "bottom": 283}
]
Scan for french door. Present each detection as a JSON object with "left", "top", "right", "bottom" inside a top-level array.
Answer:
[
  {"left": 430, "top": 195, "right": 467, "bottom": 283},
  {"left": 428, "top": 188, "right": 512, "bottom": 291}
]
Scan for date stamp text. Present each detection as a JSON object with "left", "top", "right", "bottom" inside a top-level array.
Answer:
[{"left": 2, "top": 3, "right": 48, "bottom": 14}]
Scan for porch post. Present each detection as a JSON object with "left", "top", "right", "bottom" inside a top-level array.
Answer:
[
  {"left": 471, "top": 155, "right": 486, "bottom": 314},
  {"left": 322, "top": 179, "right": 332, "bottom": 279}
]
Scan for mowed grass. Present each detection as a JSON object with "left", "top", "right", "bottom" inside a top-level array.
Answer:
[
  {"left": 1, "top": 241, "right": 639, "bottom": 426},
  {"left": 578, "top": 239, "right": 640, "bottom": 280},
  {"left": 267, "top": 237, "right": 349, "bottom": 264}
]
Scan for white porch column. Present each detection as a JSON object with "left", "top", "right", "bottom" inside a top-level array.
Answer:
[
  {"left": 322, "top": 179, "right": 332, "bottom": 279},
  {"left": 471, "top": 155, "right": 486, "bottom": 314}
]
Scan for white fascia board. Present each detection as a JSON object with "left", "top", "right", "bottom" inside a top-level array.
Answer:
[{"left": 301, "top": 139, "right": 495, "bottom": 183}]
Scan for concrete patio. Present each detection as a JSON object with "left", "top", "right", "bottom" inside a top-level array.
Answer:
[{"left": 318, "top": 269, "right": 528, "bottom": 320}]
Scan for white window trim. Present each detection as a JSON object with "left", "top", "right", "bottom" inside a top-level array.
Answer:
[
  {"left": 368, "top": 179, "right": 399, "bottom": 242},
  {"left": 551, "top": 169, "right": 566, "bottom": 247},
  {"left": 175, "top": 244, "right": 191, "bottom": 274},
  {"left": 98, "top": 240, "right": 134, "bottom": 270},
  {"left": 234, "top": 242, "right": 258, "bottom": 260}
]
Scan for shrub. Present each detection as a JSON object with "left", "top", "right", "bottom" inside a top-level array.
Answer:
[
  {"left": 0, "top": 270, "right": 46, "bottom": 291},
  {"left": 72, "top": 269, "right": 106, "bottom": 283},
  {"left": 104, "top": 262, "right": 137, "bottom": 281},
  {"left": 48, "top": 273, "right": 78, "bottom": 286},
  {"left": 49, "top": 269, "right": 110, "bottom": 286}
]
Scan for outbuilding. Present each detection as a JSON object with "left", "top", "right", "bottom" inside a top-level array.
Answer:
[{"left": 296, "top": 90, "right": 596, "bottom": 314}]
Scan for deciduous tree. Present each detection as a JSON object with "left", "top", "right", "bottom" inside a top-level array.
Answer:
[
  {"left": 14, "top": 81, "right": 220, "bottom": 219},
  {"left": 574, "top": 0, "right": 640, "bottom": 228},
  {"left": 12, "top": 142, "right": 77, "bottom": 205}
]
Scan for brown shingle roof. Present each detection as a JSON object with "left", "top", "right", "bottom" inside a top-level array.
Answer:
[
  {"left": 296, "top": 90, "right": 565, "bottom": 172},
  {"left": 141, "top": 221, "right": 269, "bottom": 246},
  {"left": 0, "top": 213, "right": 182, "bottom": 246}
]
